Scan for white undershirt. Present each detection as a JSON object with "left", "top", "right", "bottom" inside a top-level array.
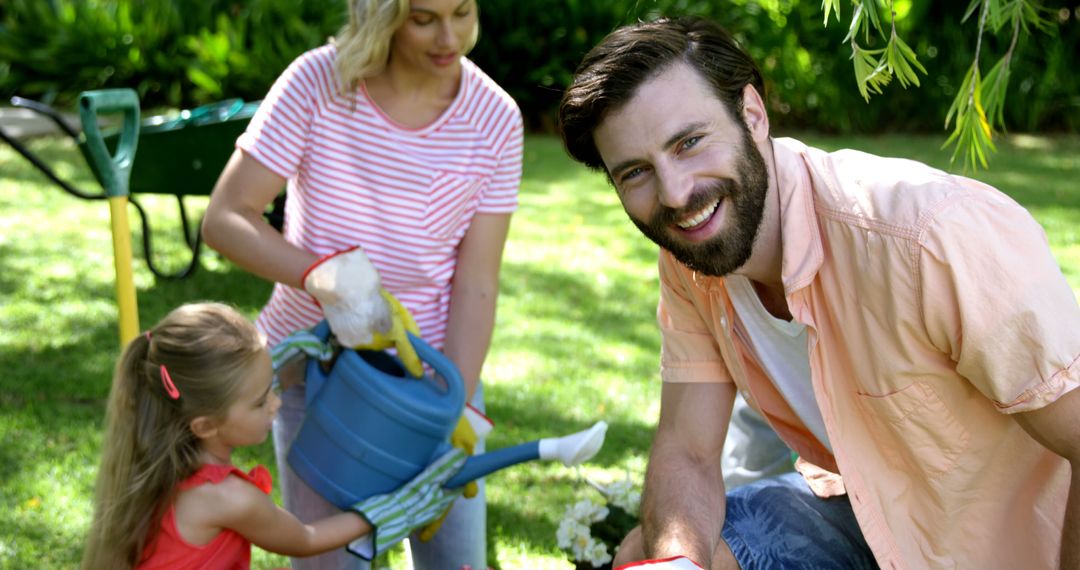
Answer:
[{"left": 725, "top": 275, "right": 832, "bottom": 452}]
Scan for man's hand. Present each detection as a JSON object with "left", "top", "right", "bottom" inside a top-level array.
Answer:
[
  {"left": 616, "top": 555, "right": 705, "bottom": 569},
  {"left": 302, "top": 247, "right": 391, "bottom": 347}
]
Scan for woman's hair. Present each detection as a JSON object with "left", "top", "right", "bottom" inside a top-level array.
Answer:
[
  {"left": 559, "top": 16, "right": 765, "bottom": 171},
  {"left": 332, "top": 0, "right": 480, "bottom": 94},
  {"left": 81, "top": 302, "right": 265, "bottom": 570}
]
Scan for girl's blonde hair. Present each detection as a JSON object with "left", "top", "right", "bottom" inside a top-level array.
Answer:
[
  {"left": 81, "top": 302, "right": 265, "bottom": 570},
  {"left": 332, "top": 0, "right": 481, "bottom": 94}
]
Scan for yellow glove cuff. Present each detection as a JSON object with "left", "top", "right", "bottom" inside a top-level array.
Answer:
[{"left": 353, "top": 289, "right": 424, "bottom": 377}]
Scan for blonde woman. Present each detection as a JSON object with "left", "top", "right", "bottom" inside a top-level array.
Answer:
[{"left": 203, "top": 0, "right": 522, "bottom": 568}]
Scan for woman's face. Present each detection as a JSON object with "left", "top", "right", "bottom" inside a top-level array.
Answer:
[{"left": 390, "top": 0, "right": 476, "bottom": 78}]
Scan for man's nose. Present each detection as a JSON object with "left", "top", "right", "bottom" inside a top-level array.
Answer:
[{"left": 655, "top": 163, "right": 692, "bottom": 209}]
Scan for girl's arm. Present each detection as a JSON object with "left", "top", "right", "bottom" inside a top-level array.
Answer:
[
  {"left": 442, "top": 212, "right": 512, "bottom": 400},
  {"left": 202, "top": 148, "right": 318, "bottom": 288},
  {"left": 204, "top": 475, "right": 372, "bottom": 556}
]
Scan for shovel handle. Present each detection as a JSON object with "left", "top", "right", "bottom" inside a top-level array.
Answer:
[{"left": 78, "top": 89, "right": 140, "bottom": 198}]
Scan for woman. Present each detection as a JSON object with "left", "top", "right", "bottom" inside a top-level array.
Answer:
[{"left": 202, "top": 0, "right": 523, "bottom": 567}]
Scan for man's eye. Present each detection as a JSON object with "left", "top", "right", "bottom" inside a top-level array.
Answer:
[
  {"left": 681, "top": 136, "right": 702, "bottom": 151},
  {"left": 621, "top": 167, "right": 645, "bottom": 182}
]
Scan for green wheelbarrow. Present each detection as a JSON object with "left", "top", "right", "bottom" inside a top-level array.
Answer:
[
  {"left": 0, "top": 90, "right": 281, "bottom": 280},
  {"left": 0, "top": 89, "right": 279, "bottom": 345}
]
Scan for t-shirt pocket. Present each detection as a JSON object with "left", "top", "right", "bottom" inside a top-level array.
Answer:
[
  {"left": 855, "top": 381, "right": 971, "bottom": 476},
  {"left": 425, "top": 171, "right": 485, "bottom": 240}
]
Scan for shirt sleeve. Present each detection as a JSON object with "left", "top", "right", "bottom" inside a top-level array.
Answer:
[
  {"left": 476, "top": 103, "right": 523, "bottom": 215},
  {"left": 657, "top": 251, "right": 733, "bottom": 384},
  {"left": 236, "top": 48, "right": 328, "bottom": 179},
  {"left": 918, "top": 193, "right": 1080, "bottom": 413}
]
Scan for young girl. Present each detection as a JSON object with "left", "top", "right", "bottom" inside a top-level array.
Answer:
[{"left": 81, "top": 302, "right": 464, "bottom": 569}]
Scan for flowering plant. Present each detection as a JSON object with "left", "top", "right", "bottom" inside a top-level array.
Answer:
[{"left": 556, "top": 478, "right": 641, "bottom": 569}]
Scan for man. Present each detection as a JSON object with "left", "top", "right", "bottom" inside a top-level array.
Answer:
[{"left": 558, "top": 16, "right": 1080, "bottom": 570}]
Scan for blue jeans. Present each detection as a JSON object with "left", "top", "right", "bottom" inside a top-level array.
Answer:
[
  {"left": 273, "top": 382, "right": 488, "bottom": 570},
  {"left": 721, "top": 472, "right": 878, "bottom": 569}
]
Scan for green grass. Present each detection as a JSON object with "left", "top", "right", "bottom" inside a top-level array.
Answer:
[{"left": 0, "top": 131, "right": 1077, "bottom": 569}]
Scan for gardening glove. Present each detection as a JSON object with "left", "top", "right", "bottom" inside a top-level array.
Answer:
[
  {"left": 302, "top": 246, "right": 391, "bottom": 347},
  {"left": 346, "top": 449, "right": 468, "bottom": 560},
  {"left": 352, "top": 289, "right": 423, "bottom": 378},
  {"left": 416, "top": 404, "right": 493, "bottom": 541},
  {"left": 615, "top": 556, "right": 705, "bottom": 569}
]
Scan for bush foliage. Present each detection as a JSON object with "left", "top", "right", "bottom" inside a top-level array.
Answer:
[{"left": 1, "top": 0, "right": 1077, "bottom": 134}]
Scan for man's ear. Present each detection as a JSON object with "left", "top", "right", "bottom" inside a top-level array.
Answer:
[
  {"left": 190, "top": 416, "right": 219, "bottom": 440},
  {"left": 741, "top": 84, "right": 770, "bottom": 143}
]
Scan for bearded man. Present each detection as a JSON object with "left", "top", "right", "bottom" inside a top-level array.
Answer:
[{"left": 558, "top": 16, "right": 1080, "bottom": 570}]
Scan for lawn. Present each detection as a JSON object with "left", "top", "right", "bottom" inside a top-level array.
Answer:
[{"left": 0, "top": 130, "right": 1077, "bottom": 569}]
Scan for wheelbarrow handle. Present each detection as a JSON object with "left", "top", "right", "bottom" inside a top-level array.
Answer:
[
  {"left": 79, "top": 89, "right": 140, "bottom": 198},
  {"left": 10, "top": 96, "right": 80, "bottom": 138}
]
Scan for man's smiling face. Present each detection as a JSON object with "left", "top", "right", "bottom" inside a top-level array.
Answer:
[{"left": 594, "top": 62, "right": 769, "bottom": 277}]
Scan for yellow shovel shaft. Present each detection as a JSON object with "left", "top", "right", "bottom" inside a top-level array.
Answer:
[{"left": 108, "top": 196, "right": 140, "bottom": 347}]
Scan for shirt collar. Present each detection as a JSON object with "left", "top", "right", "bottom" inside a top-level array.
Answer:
[{"left": 772, "top": 137, "right": 825, "bottom": 296}]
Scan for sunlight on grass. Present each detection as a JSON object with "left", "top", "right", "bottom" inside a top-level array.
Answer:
[{"left": 2, "top": 132, "right": 1078, "bottom": 569}]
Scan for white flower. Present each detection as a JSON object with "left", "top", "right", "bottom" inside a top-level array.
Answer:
[
  {"left": 556, "top": 517, "right": 590, "bottom": 550},
  {"left": 593, "top": 478, "right": 641, "bottom": 516},
  {"left": 568, "top": 498, "right": 608, "bottom": 523},
  {"left": 571, "top": 533, "right": 603, "bottom": 561},
  {"left": 584, "top": 540, "right": 613, "bottom": 567},
  {"left": 557, "top": 477, "right": 643, "bottom": 565}
]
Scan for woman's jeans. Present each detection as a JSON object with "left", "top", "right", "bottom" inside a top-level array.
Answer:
[{"left": 273, "top": 382, "right": 488, "bottom": 570}]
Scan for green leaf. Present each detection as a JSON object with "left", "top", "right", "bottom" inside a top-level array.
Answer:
[
  {"left": 821, "top": 0, "right": 842, "bottom": 25},
  {"left": 962, "top": 0, "right": 982, "bottom": 23},
  {"left": 851, "top": 43, "right": 889, "bottom": 101},
  {"left": 861, "top": 0, "right": 886, "bottom": 40},
  {"left": 942, "top": 67, "right": 997, "bottom": 173},
  {"left": 885, "top": 33, "right": 926, "bottom": 89},
  {"left": 980, "top": 53, "right": 1012, "bottom": 130},
  {"left": 186, "top": 67, "right": 222, "bottom": 98}
]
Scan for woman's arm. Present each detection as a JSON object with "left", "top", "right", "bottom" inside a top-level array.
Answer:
[
  {"left": 442, "top": 212, "right": 512, "bottom": 400},
  {"left": 202, "top": 148, "right": 318, "bottom": 288}
]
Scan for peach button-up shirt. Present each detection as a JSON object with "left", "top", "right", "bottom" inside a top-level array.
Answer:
[{"left": 656, "top": 137, "right": 1079, "bottom": 569}]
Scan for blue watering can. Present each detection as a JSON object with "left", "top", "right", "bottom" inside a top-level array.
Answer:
[{"left": 287, "top": 321, "right": 607, "bottom": 509}]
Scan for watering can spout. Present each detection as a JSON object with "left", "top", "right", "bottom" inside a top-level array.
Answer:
[{"left": 445, "top": 421, "right": 608, "bottom": 489}]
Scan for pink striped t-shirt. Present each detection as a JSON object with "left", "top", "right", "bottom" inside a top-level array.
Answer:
[{"left": 238, "top": 45, "right": 523, "bottom": 348}]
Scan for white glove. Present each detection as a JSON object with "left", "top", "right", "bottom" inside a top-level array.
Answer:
[
  {"left": 302, "top": 247, "right": 391, "bottom": 346},
  {"left": 615, "top": 556, "right": 705, "bottom": 569}
]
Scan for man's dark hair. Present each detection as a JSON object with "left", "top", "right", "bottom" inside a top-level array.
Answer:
[{"left": 558, "top": 16, "right": 765, "bottom": 170}]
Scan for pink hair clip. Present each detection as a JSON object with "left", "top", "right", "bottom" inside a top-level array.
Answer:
[{"left": 160, "top": 365, "right": 180, "bottom": 400}]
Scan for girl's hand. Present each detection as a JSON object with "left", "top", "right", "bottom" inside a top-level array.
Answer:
[{"left": 346, "top": 449, "right": 468, "bottom": 560}]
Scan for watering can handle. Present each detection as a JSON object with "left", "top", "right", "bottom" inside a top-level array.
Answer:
[
  {"left": 78, "top": 89, "right": 140, "bottom": 199},
  {"left": 303, "top": 320, "right": 465, "bottom": 410}
]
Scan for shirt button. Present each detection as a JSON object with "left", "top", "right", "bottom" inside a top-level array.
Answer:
[{"left": 720, "top": 316, "right": 728, "bottom": 327}]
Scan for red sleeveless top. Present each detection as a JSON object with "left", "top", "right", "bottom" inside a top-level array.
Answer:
[{"left": 137, "top": 464, "right": 273, "bottom": 570}]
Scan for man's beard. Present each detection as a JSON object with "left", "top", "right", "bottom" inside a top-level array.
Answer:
[{"left": 629, "top": 130, "right": 770, "bottom": 277}]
